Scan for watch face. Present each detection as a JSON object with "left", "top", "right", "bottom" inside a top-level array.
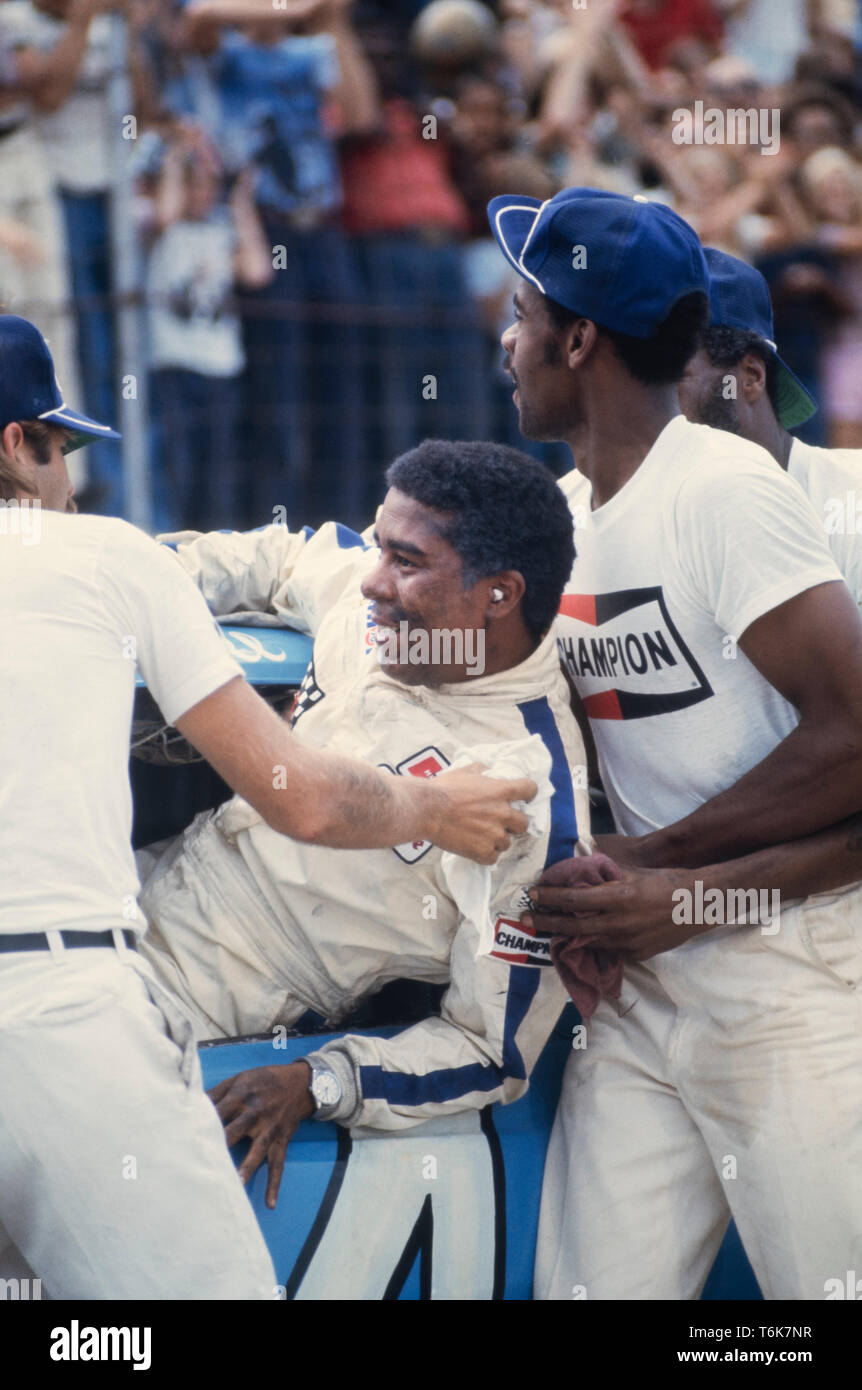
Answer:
[{"left": 312, "top": 1071, "right": 341, "bottom": 1107}]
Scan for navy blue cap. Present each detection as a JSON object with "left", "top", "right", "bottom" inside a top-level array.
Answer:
[
  {"left": 0, "top": 315, "right": 121, "bottom": 453},
  {"left": 488, "top": 187, "right": 709, "bottom": 338},
  {"left": 704, "top": 248, "right": 817, "bottom": 430}
]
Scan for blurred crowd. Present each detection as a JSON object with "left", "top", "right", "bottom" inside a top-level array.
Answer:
[{"left": 0, "top": 0, "right": 860, "bottom": 533}]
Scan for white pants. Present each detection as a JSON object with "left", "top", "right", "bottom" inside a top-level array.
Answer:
[
  {"left": 0, "top": 940, "right": 276, "bottom": 1300},
  {"left": 535, "top": 886, "right": 862, "bottom": 1300}
]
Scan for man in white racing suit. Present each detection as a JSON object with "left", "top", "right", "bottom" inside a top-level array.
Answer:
[{"left": 137, "top": 440, "right": 587, "bottom": 1199}]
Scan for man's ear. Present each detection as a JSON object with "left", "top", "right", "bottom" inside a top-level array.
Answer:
[
  {"left": 484, "top": 570, "right": 526, "bottom": 620},
  {"left": 1, "top": 421, "right": 23, "bottom": 459},
  {"left": 740, "top": 351, "right": 768, "bottom": 404},
  {"left": 566, "top": 318, "right": 599, "bottom": 369}
]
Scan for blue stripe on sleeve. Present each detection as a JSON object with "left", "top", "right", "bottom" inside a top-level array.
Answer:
[
  {"left": 358, "top": 696, "right": 577, "bottom": 1109},
  {"left": 334, "top": 522, "right": 366, "bottom": 550}
]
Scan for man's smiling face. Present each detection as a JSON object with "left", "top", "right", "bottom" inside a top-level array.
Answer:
[{"left": 361, "top": 489, "right": 489, "bottom": 686}]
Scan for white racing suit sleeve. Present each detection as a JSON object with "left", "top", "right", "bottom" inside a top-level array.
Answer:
[
  {"left": 157, "top": 520, "right": 375, "bottom": 636},
  {"left": 304, "top": 933, "right": 568, "bottom": 1132},
  {"left": 304, "top": 734, "right": 575, "bottom": 1132}
]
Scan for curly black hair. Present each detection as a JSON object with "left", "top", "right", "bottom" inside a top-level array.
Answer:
[{"left": 385, "top": 439, "right": 575, "bottom": 641}]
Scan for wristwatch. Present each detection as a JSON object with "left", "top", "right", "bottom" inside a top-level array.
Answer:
[{"left": 308, "top": 1064, "right": 342, "bottom": 1119}]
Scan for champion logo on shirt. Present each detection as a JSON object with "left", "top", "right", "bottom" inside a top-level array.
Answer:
[{"left": 557, "top": 586, "right": 713, "bottom": 720}]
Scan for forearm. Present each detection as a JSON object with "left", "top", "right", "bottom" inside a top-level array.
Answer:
[
  {"left": 694, "top": 813, "right": 862, "bottom": 902},
  {"left": 272, "top": 739, "right": 445, "bottom": 849},
  {"left": 153, "top": 154, "right": 186, "bottom": 231},
  {"left": 16, "top": 5, "right": 95, "bottom": 112},
  {"left": 186, "top": 0, "right": 294, "bottom": 24},
  {"left": 159, "top": 524, "right": 303, "bottom": 622},
  {"left": 232, "top": 194, "right": 275, "bottom": 289},
  {"left": 640, "top": 721, "right": 862, "bottom": 868},
  {"left": 175, "top": 674, "right": 446, "bottom": 849},
  {"left": 327, "top": 17, "right": 380, "bottom": 136}
]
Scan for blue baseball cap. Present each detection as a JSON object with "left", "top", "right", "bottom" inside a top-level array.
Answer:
[
  {"left": 704, "top": 248, "right": 817, "bottom": 429},
  {"left": 487, "top": 187, "right": 709, "bottom": 338},
  {"left": 0, "top": 315, "right": 121, "bottom": 453}
]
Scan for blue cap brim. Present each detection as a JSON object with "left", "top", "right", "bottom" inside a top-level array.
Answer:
[
  {"left": 487, "top": 195, "right": 545, "bottom": 290},
  {"left": 39, "top": 404, "right": 122, "bottom": 453},
  {"left": 772, "top": 354, "right": 817, "bottom": 430}
]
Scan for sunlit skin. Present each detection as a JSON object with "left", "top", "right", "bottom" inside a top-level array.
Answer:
[
  {"left": 500, "top": 283, "right": 681, "bottom": 507},
  {"left": 4, "top": 421, "right": 77, "bottom": 512},
  {"left": 362, "top": 488, "right": 532, "bottom": 686}
]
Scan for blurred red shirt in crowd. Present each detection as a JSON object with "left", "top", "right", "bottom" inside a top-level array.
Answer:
[
  {"left": 340, "top": 96, "right": 469, "bottom": 237},
  {"left": 620, "top": 0, "right": 723, "bottom": 70}
]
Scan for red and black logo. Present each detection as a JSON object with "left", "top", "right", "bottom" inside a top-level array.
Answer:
[
  {"left": 380, "top": 747, "right": 451, "bottom": 863},
  {"left": 489, "top": 916, "right": 552, "bottom": 968},
  {"left": 557, "top": 586, "right": 713, "bottom": 720}
]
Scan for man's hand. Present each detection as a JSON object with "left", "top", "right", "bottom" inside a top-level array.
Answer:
[
  {"left": 522, "top": 857, "right": 705, "bottom": 961},
  {"left": 209, "top": 1062, "right": 314, "bottom": 1209},
  {"left": 427, "top": 763, "right": 536, "bottom": 864}
]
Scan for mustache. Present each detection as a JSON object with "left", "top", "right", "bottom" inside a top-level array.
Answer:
[{"left": 370, "top": 606, "right": 413, "bottom": 628}]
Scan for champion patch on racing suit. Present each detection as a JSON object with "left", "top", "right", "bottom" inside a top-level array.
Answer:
[{"left": 490, "top": 916, "right": 553, "bottom": 967}]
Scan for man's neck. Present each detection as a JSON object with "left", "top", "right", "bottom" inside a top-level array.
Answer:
[
  {"left": 563, "top": 386, "right": 681, "bottom": 509},
  {"left": 748, "top": 411, "right": 794, "bottom": 470}
]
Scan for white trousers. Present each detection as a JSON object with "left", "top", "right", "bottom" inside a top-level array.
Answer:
[
  {"left": 535, "top": 886, "right": 862, "bottom": 1300},
  {"left": 0, "top": 941, "right": 276, "bottom": 1300}
]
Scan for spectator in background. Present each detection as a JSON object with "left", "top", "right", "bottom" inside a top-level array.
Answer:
[
  {"left": 720, "top": 0, "right": 810, "bottom": 85},
  {"left": 143, "top": 123, "right": 272, "bottom": 532},
  {"left": 445, "top": 68, "right": 567, "bottom": 467},
  {"left": 784, "top": 83, "right": 857, "bottom": 157},
  {"left": 182, "top": 0, "right": 377, "bottom": 531},
  {"left": 340, "top": 12, "right": 490, "bottom": 517},
  {"left": 0, "top": 0, "right": 95, "bottom": 491},
  {"left": 799, "top": 145, "right": 862, "bottom": 448},
  {"left": 1, "top": 0, "right": 124, "bottom": 516},
  {"left": 619, "top": 0, "right": 723, "bottom": 71}
]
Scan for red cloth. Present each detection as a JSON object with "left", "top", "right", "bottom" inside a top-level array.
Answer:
[
  {"left": 620, "top": 0, "right": 723, "bottom": 70},
  {"left": 545, "top": 852, "right": 625, "bottom": 1020},
  {"left": 551, "top": 938, "right": 624, "bottom": 1021},
  {"left": 340, "top": 98, "right": 469, "bottom": 237}
]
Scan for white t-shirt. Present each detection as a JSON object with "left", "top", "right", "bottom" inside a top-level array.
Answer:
[
  {"left": 0, "top": 3, "right": 113, "bottom": 194},
  {"left": 0, "top": 511, "right": 241, "bottom": 935},
  {"left": 788, "top": 438, "right": 862, "bottom": 611},
  {"left": 147, "top": 214, "right": 243, "bottom": 378},
  {"left": 555, "top": 416, "right": 844, "bottom": 836}
]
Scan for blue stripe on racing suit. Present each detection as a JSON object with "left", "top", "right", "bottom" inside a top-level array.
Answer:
[{"left": 358, "top": 696, "right": 577, "bottom": 1108}]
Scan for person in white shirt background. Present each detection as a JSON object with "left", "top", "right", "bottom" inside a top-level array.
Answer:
[{"left": 679, "top": 245, "right": 862, "bottom": 607}]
